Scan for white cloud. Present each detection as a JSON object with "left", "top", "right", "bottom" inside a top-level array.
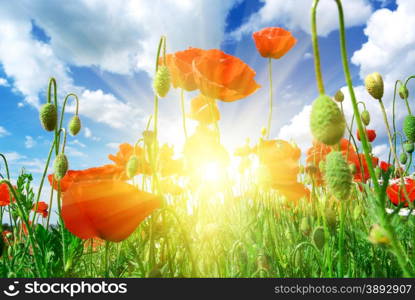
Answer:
[
  {"left": 65, "top": 146, "right": 86, "bottom": 158},
  {"left": 0, "top": 126, "right": 11, "bottom": 137},
  {"left": 24, "top": 135, "right": 36, "bottom": 148},
  {"left": 0, "top": 77, "right": 8, "bottom": 87},
  {"left": 106, "top": 142, "right": 121, "bottom": 150},
  {"left": 277, "top": 105, "right": 312, "bottom": 152},
  {"left": 69, "top": 139, "right": 86, "bottom": 148},
  {"left": 231, "top": 0, "right": 372, "bottom": 39},
  {"left": 373, "top": 143, "right": 388, "bottom": 161},
  {"left": 1, "top": 152, "right": 25, "bottom": 162}
]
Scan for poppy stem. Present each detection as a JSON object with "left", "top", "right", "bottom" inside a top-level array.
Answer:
[
  {"left": 311, "top": 0, "right": 325, "bottom": 95},
  {"left": 0, "top": 153, "right": 10, "bottom": 180},
  {"left": 267, "top": 58, "right": 273, "bottom": 139},
  {"left": 335, "top": 0, "right": 414, "bottom": 277},
  {"left": 180, "top": 89, "right": 188, "bottom": 139}
]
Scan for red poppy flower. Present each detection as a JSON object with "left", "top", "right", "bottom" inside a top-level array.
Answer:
[
  {"left": 164, "top": 47, "right": 204, "bottom": 91},
  {"left": 349, "top": 152, "right": 379, "bottom": 183},
  {"left": 380, "top": 161, "right": 393, "bottom": 173},
  {"left": 357, "top": 129, "right": 376, "bottom": 142},
  {"left": 188, "top": 94, "right": 220, "bottom": 124},
  {"left": 2, "top": 230, "right": 12, "bottom": 245},
  {"left": 252, "top": 27, "right": 297, "bottom": 59},
  {"left": 192, "top": 49, "right": 260, "bottom": 102},
  {"left": 386, "top": 177, "right": 415, "bottom": 206},
  {"left": 62, "top": 179, "right": 161, "bottom": 242},
  {"left": 32, "top": 201, "right": 48, "bottom": 218},
  {"left": 0, "top": 183, "right": 12, "bottom": 206}
]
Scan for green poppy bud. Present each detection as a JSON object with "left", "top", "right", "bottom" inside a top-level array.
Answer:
[
  {"left": 299, "top": 217, "right": 311, "bottom": 236},
  {"left": 399, "top": 83, "right": 409, "bottom": 100},
  {"left": 153, "top": 66, "right": 171, "bottom": 98},
  {"left": 53, "top": 153, "right": 68, "bottom": 181},
  {"left": 400, "top": 152, "right": 408, "bottom": 165},
  {"left": 312, "top": 227, "right": 325, "bottom": 250},
  {"left": 126, "top": 155, "right": 139, "bottom": 179},
  {"left": 404, "top": 141, "right": 414, "bottom": 154},
  {"left": 310, "top": 94, "right": 346, "bottom": 145},
  {"left": 324, "top": 151, "right": 352, "bottom": 200},
  {"left": 68, "top": 115, "right": 81, "bottom": 136},
  {"left": 325, "top": 207, "right": 337, "bottom": 231},
  {"left": 361, "top": 110, "right": 370, "bottom": 126},
  {"left": 403, "top": 115, "right": 415, "bottom": 142},
  {"left": 39, "top": 103, "right": 58, "bottom": 131},
  {"left": 364, "top": 72, "right": 384, "bottom": 100},
  {"left": 334, "top": 90, "right": 344, "bottom": 103}
]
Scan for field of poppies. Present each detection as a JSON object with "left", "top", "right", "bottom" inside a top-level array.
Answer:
[{"left": 1, "top": 0, "right": 415, "bottom": 278}]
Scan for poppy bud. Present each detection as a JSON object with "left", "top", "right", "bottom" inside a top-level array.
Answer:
[
  {"left": 403, "top": 115, "right": 415, "bottom": 142},
  {"left": 68, "top": 115, "right": 81, "bottom": 136},
  {"left": 324, "top": 151, "right": 352, "bottom": 200},
  {"left": 312, "top": 227, "right": 325, "bottom": 250},
  {"left": 260, "top": 126, "right": 267, "bottom": 137},
  {"left": 299, "top": 217, "right": 311, "bottom": 236},
  {"left": 310, "top": 94, "right": 345, "bottom": 145},
  {"left": 399, "top": 83, "right": 409, "bottom": 100},
  {"left": 400, "top": 152, "right": 408, "bottom": 165},
  {"left": 364, "top": 72, "right": 384, "bottom": 100},
  {"left": 143, "top": 130, "right": 155, "bottom": 146},
  {"left": 404, "top": 142, "right": 414, "bottom": 153},
  {"left": 325, "top": 207, "right": 337, "bottom": 231},
  {"left": 39, "top": 103, "right": 58, "bottom": 131},
  {"left": 368, "top": 224, "right": 390, "bottom": 246},
  {"left": 333, "top": 90, "right": 344, "bottom": 103},
  {"left": 153, "top": 66, "right": 171, "bottom": 98},
  {"left": 126, "top": 155, "right": 139, "bottom": 179},
  {"left": 361, "top": 110, "right": 370, "bottom": 126},
  {"left": 53, "top": 153, "right": 68, "bottom": 181}
]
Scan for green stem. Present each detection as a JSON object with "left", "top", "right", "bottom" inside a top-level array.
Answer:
[
  {"left": 180, "top": 89, "right": 188, "bottom": 139},
  {"left": 311, "top": 0, "right": 325, "bottom": 95},
  {"left": 267, "top": 58, "right": 273, "bottom": 139},
  {"left": 0, "top": 154, "right": 10, "bottom": 180}
]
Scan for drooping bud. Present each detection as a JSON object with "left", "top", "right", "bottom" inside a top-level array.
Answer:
[
  {"left": 126, "top": 155, "right": 139, "bottom": 179},
  {"left": 68, "top": 115, "right": 81, "bottom": 136},
  {"left": 399, "top": 83, "right": 409, "bottom": 100},
  {"left": 368, "top": 224, "right": 390, "bottom": 246},
  {"left": 403, "top": 115, "right": 415, "bottom": 142},
  {"left": 324, "top": 151, "right": 352, "bottom": 200},
  {"left": 361, "top": 110, "right": 370, "bottom": 126},
  {"left": 39, "top": 103, "right": 58, "bottom": 131},
  {"left": 310, "top": 94, "right": 345, "bottom": 145},
  {"left": 400, "top": 152, "right": 408, "bottom": 165},
  {"left": 334, "top": 90, "right": 344, "bottom": 103},
  {"left": 53, "top": 153, "right": 68, "bottom": 181},
  {"left": 364, "top": 72, "right": 384, "bottom": 100},
  {"left": 312, "top": 227, "right": 325, "bottom": 250},
  {"left": 153, "top": 66, "right": 171, "bottom": 98},
  {"left": 404, "top": 141, "right": 414, "bottom": 153}
]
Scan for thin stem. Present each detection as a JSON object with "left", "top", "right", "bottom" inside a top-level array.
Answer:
[
  {"left": 311, "top": 0, "right": 325, "bottom": 95},
  {"left": 180, "top": 89, "right": 188, "bottom": 139},
  {"left": 267, "top": 58, "right": 273, "bottom": 139},
  {"left": 0, "top": 154, "right": 10, "bottom": 180}
]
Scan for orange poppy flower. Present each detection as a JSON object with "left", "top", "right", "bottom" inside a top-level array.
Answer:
[
  {"left": 192, "top": 49, "right": 260, "bottom": 102},
  {"left": 108, "top": 143, "right": 150, "bottom": 177},
  {"left": 164, "top": 47, "right": 204, "bottom": 91},
  {"left": 32, "top": 201, "right": 48, "bottom": 218},
  {"left": 62, "top": 179, "right": 161, "bottom": 242},
  {"left": 256, "top": 139, "right": 309, "bottom": 201},
  {"left": 252, "top": 27, "right": 297, "bottom": 59},
  {"left": 188, "top": 94, "right": 220, "bottom": 124},
  {"left": 0, "top": 183, "right": 12, "bottom": 206},
  {"left": 48, "top": 164, "right": 125, "bottom": 192}
]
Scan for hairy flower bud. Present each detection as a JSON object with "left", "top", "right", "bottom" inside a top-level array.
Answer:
[
  {"left": 324, "top": 151, "right": 352, "bottom": 200},
  {"left": 361, "top": 110, "right": 370, "bottom": 126},
  {"left": 68, "top": 115, "right": 81, "bottom": 136},
  {"left": 334, "top": 90, "right": 344, "bottom": 103},
  {"left": 310, "top": 94, "right": 345, "bottom": 145},
  {"left": 312, "top": 227, "right": 325, "bottom": 250},
  {"left": 39, "top": 103, "right": 58, "bottom": 132},
  {"left": 153, "top": 66, "right": 171, "bottom": 98},
  {"left": 299, "top": 217, "right": 311, "bottom": 236},
  {"left": 364, "top": 72, "right": 384, "bottom": 100},
  {"left": 126, "top": 155, "right": 139, "bottom": 179},
  {"left": 404, "top": 141, "right": 414, "bottom": 154},
  {"left": 400, "top": 152, "right": 408, "bottom": 165},
  {"left": 403, "top": 115, "right": 415, "bottom": 142},
  {"left": 399, "top": 83, "right": 409, "bottom": 100},
  {"left": 53, "top": 153, "right": 68, "bottom": 181}
]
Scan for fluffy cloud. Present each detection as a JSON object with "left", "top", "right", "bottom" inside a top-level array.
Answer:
[
  {"left": 231, "top": 0, "right": 372, "bottom": 39},
  {"left": 24, "top": 136, "right": 37, "bottom": 149},
  {"left": 0, "top": 126, "right": 10, "bottom": 137},
  {"left": 0, "top": 77, "right": 9, "bottom": 87}
]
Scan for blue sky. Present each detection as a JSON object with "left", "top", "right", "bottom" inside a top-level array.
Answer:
[{"left": 1, "top": 0, "right": 414, "bottom": 193}]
